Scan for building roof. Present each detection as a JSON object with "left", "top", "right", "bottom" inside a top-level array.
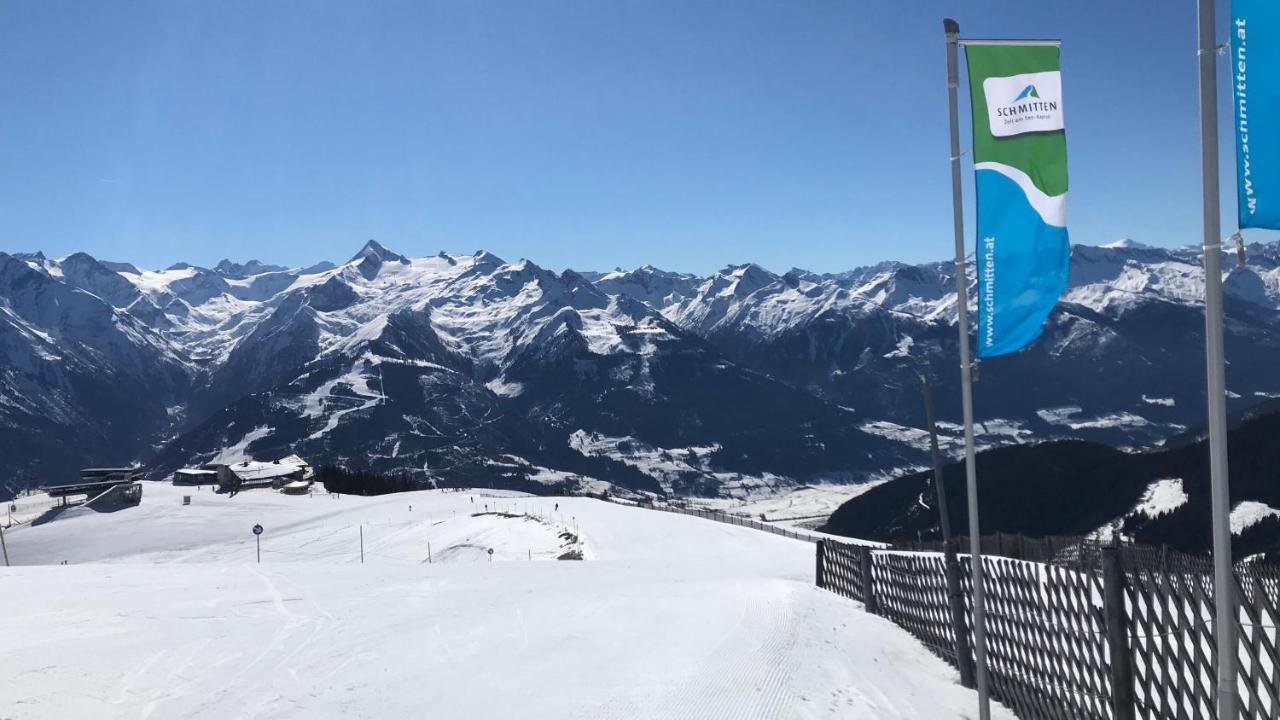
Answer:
[
  {"left": 278, "top": 454, "right": 310, "bottom": 468},
  {"left": 226, "top": 460, "right": 305, "bottom": 482},
  {"left": 44, "top": 479, "right": 136, "bottom": 497}
]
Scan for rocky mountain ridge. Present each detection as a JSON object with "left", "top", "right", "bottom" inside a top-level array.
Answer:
[{"left": 3, "top": 238, "right": 1279, "bottom": 499}]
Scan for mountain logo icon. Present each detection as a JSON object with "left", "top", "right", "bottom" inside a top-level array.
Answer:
[{"left": 1012, "top": 85, "right": 1040, "bottom": 102}]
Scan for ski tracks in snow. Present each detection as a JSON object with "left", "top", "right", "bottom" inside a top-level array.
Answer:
[
  {"left": 657, "top": 580, "right": 797, "bottom": 719},
  {"left": 578, "top": 579, "right": 799, "bottom": 720},
  {"left": 177, "top": 568, "right": 334, "bottom": 719}
]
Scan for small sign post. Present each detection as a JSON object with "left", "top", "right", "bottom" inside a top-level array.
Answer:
[
  {"left": 252, "top": 523, "right": 263, "bottom": 563},
  {"left": 487, "top": 548, "right": 494, "bottom": 563}
]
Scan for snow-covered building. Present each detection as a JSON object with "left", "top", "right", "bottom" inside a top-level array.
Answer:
[
  {"left": 277, "top": 455, "right": 314, "bottom": 481},
  {"left": 280, "top": 480, "right": 314, "bottom": 495},
  {"left": 215, "top": 456, "right": 313, "bottom": 494},
  {"left": 173, "top": 468, "right": 219, "bottom": 485}
]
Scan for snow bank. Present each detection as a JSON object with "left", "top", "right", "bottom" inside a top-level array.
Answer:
[
  {"left": 1230, "top": 500, "right": 1280, "bottom": 535},
  {"left": 1133, "top": 478, "right": 1188, "bottom": 518}
]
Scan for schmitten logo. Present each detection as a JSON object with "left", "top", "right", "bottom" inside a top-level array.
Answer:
[{"left": 982, "top": 71, "right": 1064, "bottom": 138}]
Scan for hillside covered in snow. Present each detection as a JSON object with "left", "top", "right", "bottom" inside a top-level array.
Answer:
[
  {"left": 4, "top": 238, "right": 1280, "bottom": 497},
  {"left": 0, "top": 484, "right": 1010, "bottom": 719}
]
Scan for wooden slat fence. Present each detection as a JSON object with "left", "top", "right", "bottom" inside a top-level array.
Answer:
[{"left": 816, "top": 539, "right": 1280, "bottom": 720}]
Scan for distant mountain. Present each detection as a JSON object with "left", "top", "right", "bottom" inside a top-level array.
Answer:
[
  {"left": 212, "top": 259, "right": 289, "bottom": 279},
  {"left": 821, "top": 402, "right": 1280, "bottom": 559},
  {"left": 607, "top": 244, "right": 1280, "bottom": 452},
  {"left": 3, "top": 239, "right": 1280, "bottom": 500},
  {"left": 0, "top": 252, "right": 191, "bottom": 492}
]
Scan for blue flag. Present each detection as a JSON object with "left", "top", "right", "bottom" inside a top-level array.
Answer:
[
  {"left": 966, "top": 44, "right": 1071, "bottom": 358},
  {"left": 1233, "top": 0, "right": 1280, "bottom": 229}
]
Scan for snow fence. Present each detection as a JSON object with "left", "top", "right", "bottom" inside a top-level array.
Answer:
[{"left": 816, "top": 539, "right": 1280, "bottom": 720}]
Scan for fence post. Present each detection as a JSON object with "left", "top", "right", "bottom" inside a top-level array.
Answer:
[
  {"left": 860, "top": 548, "right": 879, "bottom": 614},
  {"left": 1102, "top": 546, "right": 1136, "bottom": 720},
  {"left": 946, "top": 554, "right": 976, "bottom": 688},
  {"left": 815, "top": 540, "right": 826, "bottom": 588}
]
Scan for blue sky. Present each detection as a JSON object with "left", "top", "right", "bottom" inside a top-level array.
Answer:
[{"left": 0, "top": 1, "right": 1263, "bottom": 275}]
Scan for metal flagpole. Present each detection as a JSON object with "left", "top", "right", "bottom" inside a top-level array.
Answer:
[
  {"left": 944, "top": 18, "right": 990, "bottom": 720},
  {"left": 1195, "top": 0, "right": 1239, "bottom": 716}
]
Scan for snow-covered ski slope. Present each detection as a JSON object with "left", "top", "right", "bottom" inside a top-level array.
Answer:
[{"left": 0, "top": 484, "right": 1011, "bottom": 719}]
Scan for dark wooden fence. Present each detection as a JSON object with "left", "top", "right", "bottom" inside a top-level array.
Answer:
[{"left": 816, "top": 538, "right": 1280, "bottom": 720}]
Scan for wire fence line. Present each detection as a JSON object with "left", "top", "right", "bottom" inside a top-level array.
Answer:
[
  {"left": 816, "top": 537, "right": 1280, "bottom": 720},
  {"left": 895, "top": 533, "right": 1279, "bottom": 577},
  {"left": 595, "top": 495, "right": 839, "bottom": 544}
]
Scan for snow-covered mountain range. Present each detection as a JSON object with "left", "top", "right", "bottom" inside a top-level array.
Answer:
[{"left": 4, "top": 238, "right": 1280, "bottom": 498}]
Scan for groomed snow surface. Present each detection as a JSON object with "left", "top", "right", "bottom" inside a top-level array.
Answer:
[{"left": 0, "top": 484, "right": 1009, "bottom": 719}]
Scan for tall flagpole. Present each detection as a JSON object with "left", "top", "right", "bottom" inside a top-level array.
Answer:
[
  {"left": 1196, "top": 0, "right": 1239, "bottom": 716},
  {"left": 944, "top": 18, "right": 990, "bottom": 720}
]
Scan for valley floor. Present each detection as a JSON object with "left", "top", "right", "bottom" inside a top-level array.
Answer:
[
  {"left": 684, "top": 481, "right": 890, "bottom": 527},
  {"left": 0, "top": 484, "right": 1009, "bottom": 719}
]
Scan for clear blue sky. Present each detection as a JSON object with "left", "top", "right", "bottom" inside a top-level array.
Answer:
[{"left": 0, "top": 0, "right": 1267, "bottom": 274}]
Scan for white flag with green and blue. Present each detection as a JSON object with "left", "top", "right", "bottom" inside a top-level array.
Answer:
[{"left": 966, "top": 44, "right": 1070, "bottom": 358}]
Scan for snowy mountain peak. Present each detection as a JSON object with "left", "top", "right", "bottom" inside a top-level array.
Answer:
[
  {"left": 471, "top": 250, "right": 506, "bottom": 266},
  {"left": 350, "top": 239, "right": 409, "bottom": 265},
  {"left": 300, "top": 260, "right": 337, "bottom": 275},
  {"left": 591, "top": 265, "right": 701, "bottom": 309},
  {"left": 214, "top": 259, "right": 288, "bottom": 278},
  {"left": 850, "top": 263, "right": 950, "bottom": 304},
  {"left": 347, "top": 240, "right": 410, "bottom": 280},
  {"left": 726, "top": 262, "right": 777, "bottom": 282},
  {"left": 559, "top": 268, "right": 595, "bottom": 289},
  {"left": 1101, "top": 238, "right": 1151, "bottom": 250},
  {"left": 705, "top": 263, "right": 780, "bottom": 299},
  {"left": 100, "top": 260, "right": 142, "bottom": 275},
  {"left": 1224, "top": 266, "right": 1273, "bottom": 307},
  {"left": 10, "top": 238, "right": 1280, "bottom": 498}
]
